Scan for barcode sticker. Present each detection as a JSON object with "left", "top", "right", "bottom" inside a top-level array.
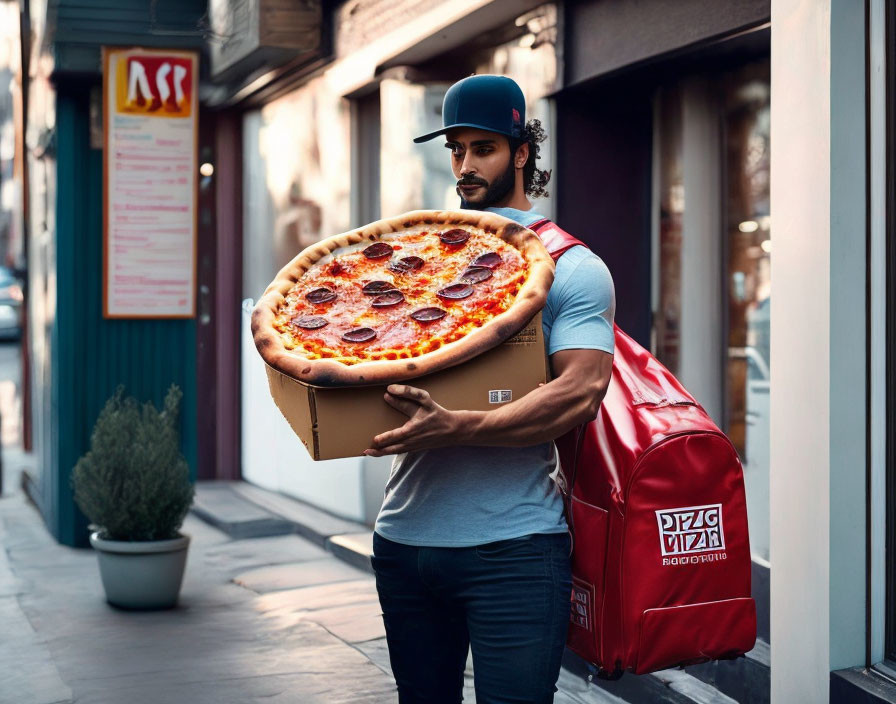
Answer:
[{"left": 488, "top": 389, "right": 513, "bottom": 404}]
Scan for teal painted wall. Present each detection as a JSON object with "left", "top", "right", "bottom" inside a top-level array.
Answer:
[
  {"left": 52, "top": 86, "right": 198, "bottom": 548},
  {"left": 52, "top": 0, "right": 208, "bottom": 74},
  {"left": 828, "top": 0, "right": 869, "bottom": 670}
]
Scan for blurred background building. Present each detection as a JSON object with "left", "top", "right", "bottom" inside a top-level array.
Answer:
[{"left": 0, "top": 0, "right": 893, "bottom": 701}]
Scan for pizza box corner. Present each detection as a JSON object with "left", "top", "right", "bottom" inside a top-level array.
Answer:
[{"left": 265, "top": 312, "right": 549, "bottom": 460}]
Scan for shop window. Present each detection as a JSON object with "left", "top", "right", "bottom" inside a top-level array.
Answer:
[
  {"left": 654, "top": 86, "right": 684, "bottom": 376},
  {"left": 882, "top": 0, "right": 896, "bottom": 665},
  {"left": 652, "top": 61, "right": 770, "bottom": 566},
  {"left": 351, "top": 88, "right": 381, "bottom": 227},
  {"left": 723, "top": 65, "right": 770, "bottom": 570}
]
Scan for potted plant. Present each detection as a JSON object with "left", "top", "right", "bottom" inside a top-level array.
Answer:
[{"left": 71, "top": 384, "right": 195, "bottom": 609}]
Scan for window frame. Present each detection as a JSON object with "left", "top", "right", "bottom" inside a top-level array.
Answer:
[{"left": 882, "top": 0, "right": 896, "bottom": 665}]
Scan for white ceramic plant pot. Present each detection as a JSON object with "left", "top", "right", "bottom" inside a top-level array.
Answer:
[{"left": 89, "top": 531, "right": 190, "bottom": 609}]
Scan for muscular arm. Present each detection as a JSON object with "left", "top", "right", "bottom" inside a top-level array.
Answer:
[{"left": 364, "top": 348, "right": 613, "bottom": 456}]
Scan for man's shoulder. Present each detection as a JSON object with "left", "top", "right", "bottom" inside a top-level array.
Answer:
[
  {"left": 546, "top": 239, "right": 614, "bottom": 320},
  {"left": 551, "top": 237, "right": 608, "bottom": 281}
]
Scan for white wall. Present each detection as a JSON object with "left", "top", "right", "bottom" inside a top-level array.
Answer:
[
  {"left": 240, "top": 299, "right": 367, "bottom": 522},
  {"left": 769, "top": 0, "right": 832, "bottom": 699}
]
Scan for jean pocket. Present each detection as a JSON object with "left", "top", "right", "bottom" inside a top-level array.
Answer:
[{"left": 475, "top": 534, "right": 543, "bottom": 562}]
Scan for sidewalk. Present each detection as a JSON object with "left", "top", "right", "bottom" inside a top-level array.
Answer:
[
  {"left": 0, "top": 454, "right": 625, "bottom": 704},
  {"left": 0, "top": 445, "right": 739, "bottom": 704},
  {"left": 1, "top": 459, "right": 398, "bottom": 703}
]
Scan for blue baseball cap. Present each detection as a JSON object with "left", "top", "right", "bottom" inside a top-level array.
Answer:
[{"left": 413, "top": 75, "right": 526, "bottom": 143}]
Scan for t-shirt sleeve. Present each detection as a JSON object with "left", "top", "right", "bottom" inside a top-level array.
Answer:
[{"left": 546, "top": 252, "right": 616, "bottom": 355}]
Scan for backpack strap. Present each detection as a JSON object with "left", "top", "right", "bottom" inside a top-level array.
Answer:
[
  {"left": 529, "top": 218, "right": 596, "bottom": 555},
  {"left": 529, "top": 218, "right": 588, "bottom": 261}
]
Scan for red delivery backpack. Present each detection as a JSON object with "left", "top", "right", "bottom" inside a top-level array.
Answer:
[{"left": 531, "top": 219, "right": 757, "bottom": 677}]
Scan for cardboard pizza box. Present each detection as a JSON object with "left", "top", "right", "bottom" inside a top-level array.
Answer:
[{"left": 265, "top": 313, "right": 548, "bottom": 460}]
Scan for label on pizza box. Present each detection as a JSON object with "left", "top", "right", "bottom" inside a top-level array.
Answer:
[
  {"left": 505, "top": 321, "right": 540, "bottom": 346},
  {"left": 488, "top": 390, "right": 513, "bottom": 404}
]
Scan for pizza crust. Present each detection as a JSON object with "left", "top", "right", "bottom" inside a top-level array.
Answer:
[{"left": 251, "top": 209, "right": 554, "bottom": 387}]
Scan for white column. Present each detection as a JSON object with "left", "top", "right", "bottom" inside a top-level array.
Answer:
[
  {"left": 678, "top": 77, "right": 723, "bottom": 426},
  {"left": 769, "top": 0, "right": 832, "bottom": 700}
]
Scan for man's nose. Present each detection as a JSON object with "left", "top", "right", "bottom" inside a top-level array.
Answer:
[{"left": 459, "top": 153, "right": 476, "bottom": 176}]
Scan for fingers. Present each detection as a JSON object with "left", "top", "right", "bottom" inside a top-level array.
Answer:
[
  {"left": 364, "top": 444, "right": 406, "bottom": 457},
  {"left": 371, "top": 422, "right": 413, "bottom": 449},
  {"left": 386, "top": 384, "right": 431, "bottom": 404},
  {"left": 383, "top": 393, "right": 420, "bottom": 418}
]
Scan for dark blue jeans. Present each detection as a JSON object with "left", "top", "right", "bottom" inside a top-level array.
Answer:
[{"left": 371, "top": 531, "right": 572, "bottom": 704}]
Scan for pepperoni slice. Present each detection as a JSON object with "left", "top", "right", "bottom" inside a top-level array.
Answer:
[
  {"left": 293, "top": 316, "right": 328, "bottom": 330},
  {"left": 473, "top": 252, "right": 502, "bottom": 269},
  {"left": 306, "top": 287, "right": 337, "bottom": 304},
  {"left": 460, "top": 266, "right": 493, "bottom": 284},
  {"left": 410, "top": 307, "right": 448, "bottom": 322},
  {"left": 362, "top": 280, "right": 395, "bottom": 295},
  {"left": 389, "top": 256, "right": 425, "bottom": 273},
  {"left": 363, "top": 242, "right": 393, "bottom": 259},
  {"left": 439, "top": 228, "right": 470, "bottom": 246},
  {"left": 342, "top": 327, "right": 377, "bottom": 343},
  {"left": 372, "top": 290, "right": 405, "bottom": 307},
  {"left": 437, "top": 283, "right": 474, "bottom": 300}
]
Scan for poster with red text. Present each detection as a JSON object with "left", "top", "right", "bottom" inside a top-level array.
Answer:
[{"left": 103, "top": 48, "right": 198, "bottom": 318}]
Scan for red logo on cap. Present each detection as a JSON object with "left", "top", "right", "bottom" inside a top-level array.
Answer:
[{"left": 512, "top": 108, "right": 521, "bottom": 123}]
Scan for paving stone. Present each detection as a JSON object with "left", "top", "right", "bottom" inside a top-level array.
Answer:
[
  {"left": 233, "top": 558, "right": 363, "bottom": 593},
  {"left": 354, "top": 637, "right": 392, "bottom": 675},
  {"left": 304, "top": 602, "right": 386, "bottom": 643},
  {"left": 179, "top": 511, "right": 233, "bottom": 546},
  {"left": 0, "top": 595, "right": 72, "bottom": 704},
  {"left": 255, "top": 578, "right": 380, "bottom": 616},
  {"left": 64, "top": 634, "right": 397, "bottom": 704},
  {"left": 192, "top": 482, "right": 296, "bottom": 538},
  {"left": 200, "top": 533, "right": 328, "bottom": 570},
  {"left": 71, "top": 664, "right": 397, "bottom": 704},
  {"left": 327, "top": 531, "right": 374, "bottom": 574}
]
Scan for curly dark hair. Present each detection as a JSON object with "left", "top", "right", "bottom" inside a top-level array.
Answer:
[{"left": 511, "top": 118, "right": 551, "bottom": 199}]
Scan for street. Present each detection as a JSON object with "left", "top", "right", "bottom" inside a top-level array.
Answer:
[{"left": 0, "top": 340, "right": 20, "bottom": 446}]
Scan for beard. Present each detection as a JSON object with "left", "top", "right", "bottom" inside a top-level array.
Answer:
[{"left": 456, "top": 157, "right": 516, "bottom": 210}]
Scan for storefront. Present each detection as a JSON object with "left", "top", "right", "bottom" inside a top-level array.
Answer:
[
  {"left": 239, "top": 1, "right": 559, "bottom": 523},
  {"left": 18, "top": 1, "right": 210, "bottom": 546},
  {"left": 15, "top": 0, "right": 889, "bottom": 699}
]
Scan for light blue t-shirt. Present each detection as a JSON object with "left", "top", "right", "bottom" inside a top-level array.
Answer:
[{"left": 374, "top": 207, "right": 615, "bottom": 547}]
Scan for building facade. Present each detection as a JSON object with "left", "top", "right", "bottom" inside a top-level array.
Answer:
[{"left": 12, "top": 0, "right": 895, "bottom": 700}]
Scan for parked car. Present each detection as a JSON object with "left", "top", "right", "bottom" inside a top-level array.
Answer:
[{"left": 0, "top": 266, "right": 23, "bottom": 340}]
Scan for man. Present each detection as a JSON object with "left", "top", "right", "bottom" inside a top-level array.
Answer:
[{"left": 365, "top": 75, "right": 615, "bottom": 704}]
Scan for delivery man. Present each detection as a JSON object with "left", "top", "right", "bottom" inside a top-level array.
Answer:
[{"left": 365, "top": 75, "right": 615, "bottom": 704}]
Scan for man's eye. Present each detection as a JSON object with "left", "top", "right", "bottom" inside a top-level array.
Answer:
[{"left": 476, "top": 148, "right": 493, "bottom": 156}]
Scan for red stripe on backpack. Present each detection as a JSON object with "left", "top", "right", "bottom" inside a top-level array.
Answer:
[{"left": 531, "top": 219, "right": 757, "bottom": 677}]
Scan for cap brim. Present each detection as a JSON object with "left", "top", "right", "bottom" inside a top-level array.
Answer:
[
  {"left": 412, "top": 127, "right": 450, "bottom": 143},
  {"left": 413, "top": 123, "right": 512, "bottom": 143}
]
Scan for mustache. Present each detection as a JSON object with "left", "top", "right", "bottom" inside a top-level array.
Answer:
[{"left": 457, "top": 176, "right": 489, "bottom": 188}]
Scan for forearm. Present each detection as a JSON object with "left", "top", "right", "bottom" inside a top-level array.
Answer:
[{"left": 455, "top": 374, "right": 604, "bottom": 447}]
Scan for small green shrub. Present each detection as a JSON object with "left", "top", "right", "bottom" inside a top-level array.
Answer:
[{"left": 71, "top": 384, "right": 195, "bottom": 541}]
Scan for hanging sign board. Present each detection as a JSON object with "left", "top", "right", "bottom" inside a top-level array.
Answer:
[{"left": 102, "top": 47, "right": 198, "bottom": 318}]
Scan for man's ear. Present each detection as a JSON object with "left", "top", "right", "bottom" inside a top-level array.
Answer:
[{"left": 514, "top": 141, "right": 529, "bottom": 169}]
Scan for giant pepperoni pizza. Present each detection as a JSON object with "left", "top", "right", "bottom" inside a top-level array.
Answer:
[{"left": 251, "top": 210, "right": 554, "bottom": 387}]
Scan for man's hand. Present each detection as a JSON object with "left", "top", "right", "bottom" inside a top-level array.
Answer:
[
  {"left": 364, "top": 349, "right": 613, "bottom": 455},
  {"left": 365, "top": 385, "right": 463, "bottom": 457}
]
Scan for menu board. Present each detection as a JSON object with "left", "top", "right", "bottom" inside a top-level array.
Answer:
[{"left": 103, "top": 48, "right": 198, "bottom": 318}]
